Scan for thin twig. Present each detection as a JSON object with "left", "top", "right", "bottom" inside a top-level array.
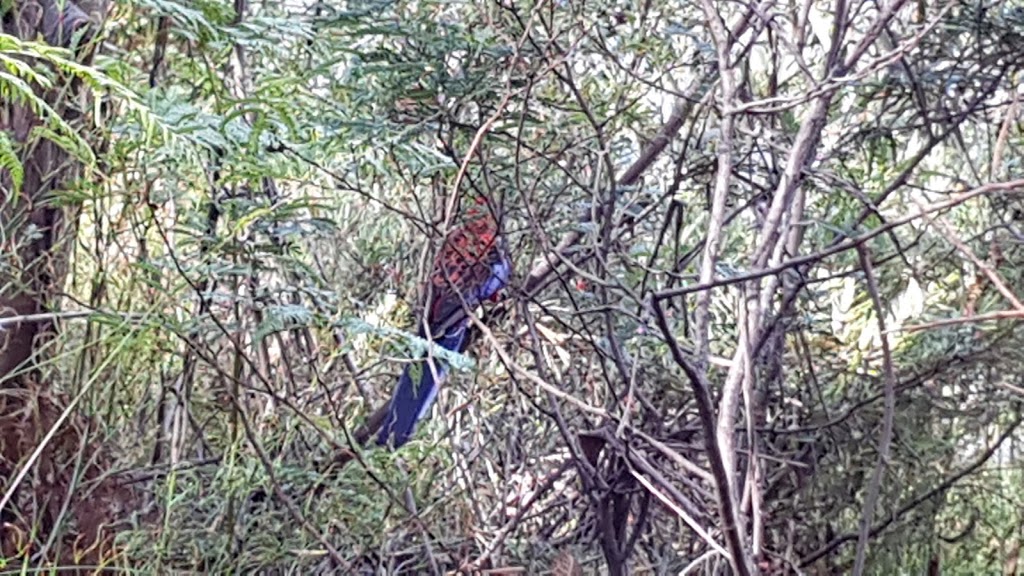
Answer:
[
  {"left": 654, "top": 179, "right": 1024, "bottom": 301},
  {"left": 893, "top": 309, "right": 1024, "bottom": 333},
  {"left": 851, "top": 245, "right": 898, "bottom": 576},
  {"left": 0, "top": 309, "right": 146, "bottom": 329},
  {"left": 909, "top": 196, "right": 1024, "bottom": 311},
  {"left": 629, "top": 469, "right": 729, "bottom": 557}
]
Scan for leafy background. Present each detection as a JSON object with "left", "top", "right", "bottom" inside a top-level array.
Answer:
[{"left": 2, "top": 0, "right": 1024, "bottom": 573}]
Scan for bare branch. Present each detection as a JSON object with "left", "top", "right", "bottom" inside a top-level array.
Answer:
[{"left": 851, "top": 245, "right": 898, "bottom": 575}]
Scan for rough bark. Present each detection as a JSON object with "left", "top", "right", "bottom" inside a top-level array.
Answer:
[
  {"left": 1, "top": 0, "right": 140, "bottom": 567},
  {"left": 1, "top": 0, "right": 101, "bottom": 377}
]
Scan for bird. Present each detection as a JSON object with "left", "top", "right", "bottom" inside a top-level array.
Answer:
[{"left": 377, "top": 198, "right": 511, "bottom": 448}]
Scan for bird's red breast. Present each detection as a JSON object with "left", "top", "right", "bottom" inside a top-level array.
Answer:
[
  {"left": 427, "top": 202, "right": 505, "bottom": 327},
  {"left": 432, "top": 208, "right": 499, "bottom": 287}
]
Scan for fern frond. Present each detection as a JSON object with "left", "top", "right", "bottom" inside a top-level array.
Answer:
[{"left": 0, "top": 131, "right": 23, "bottom": 193}]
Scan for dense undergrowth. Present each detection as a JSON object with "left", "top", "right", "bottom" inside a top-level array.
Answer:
[{"left": 3, "top": 0, "right": 1024, "bottom": 573}]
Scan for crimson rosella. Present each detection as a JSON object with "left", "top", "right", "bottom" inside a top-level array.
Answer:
[{"left": 377, "top": 200, "right": 511, "bottom": 448}]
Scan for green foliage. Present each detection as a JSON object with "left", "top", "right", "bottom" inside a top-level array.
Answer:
[
  {"left": 6, "top": 0, "right": 1024, "bottom": 573},
  {"left": 0, "top": 130, "right": 22, "bottom": 192}
]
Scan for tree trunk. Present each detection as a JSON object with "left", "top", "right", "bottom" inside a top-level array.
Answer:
[
  {"left": 1, "top": 0, "right": 102, "bottom": 379},
  {"left": 1, "top": 0, "right": 139, "bottom": 566}
]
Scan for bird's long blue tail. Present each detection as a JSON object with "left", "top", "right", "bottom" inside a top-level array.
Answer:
[{"left": 377, "top": 330, "right": 465, "bottom": 448}]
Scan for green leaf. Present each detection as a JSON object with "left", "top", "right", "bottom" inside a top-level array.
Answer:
[{"left": 0, "top": 131, "right": 22, "bottom": 193}]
